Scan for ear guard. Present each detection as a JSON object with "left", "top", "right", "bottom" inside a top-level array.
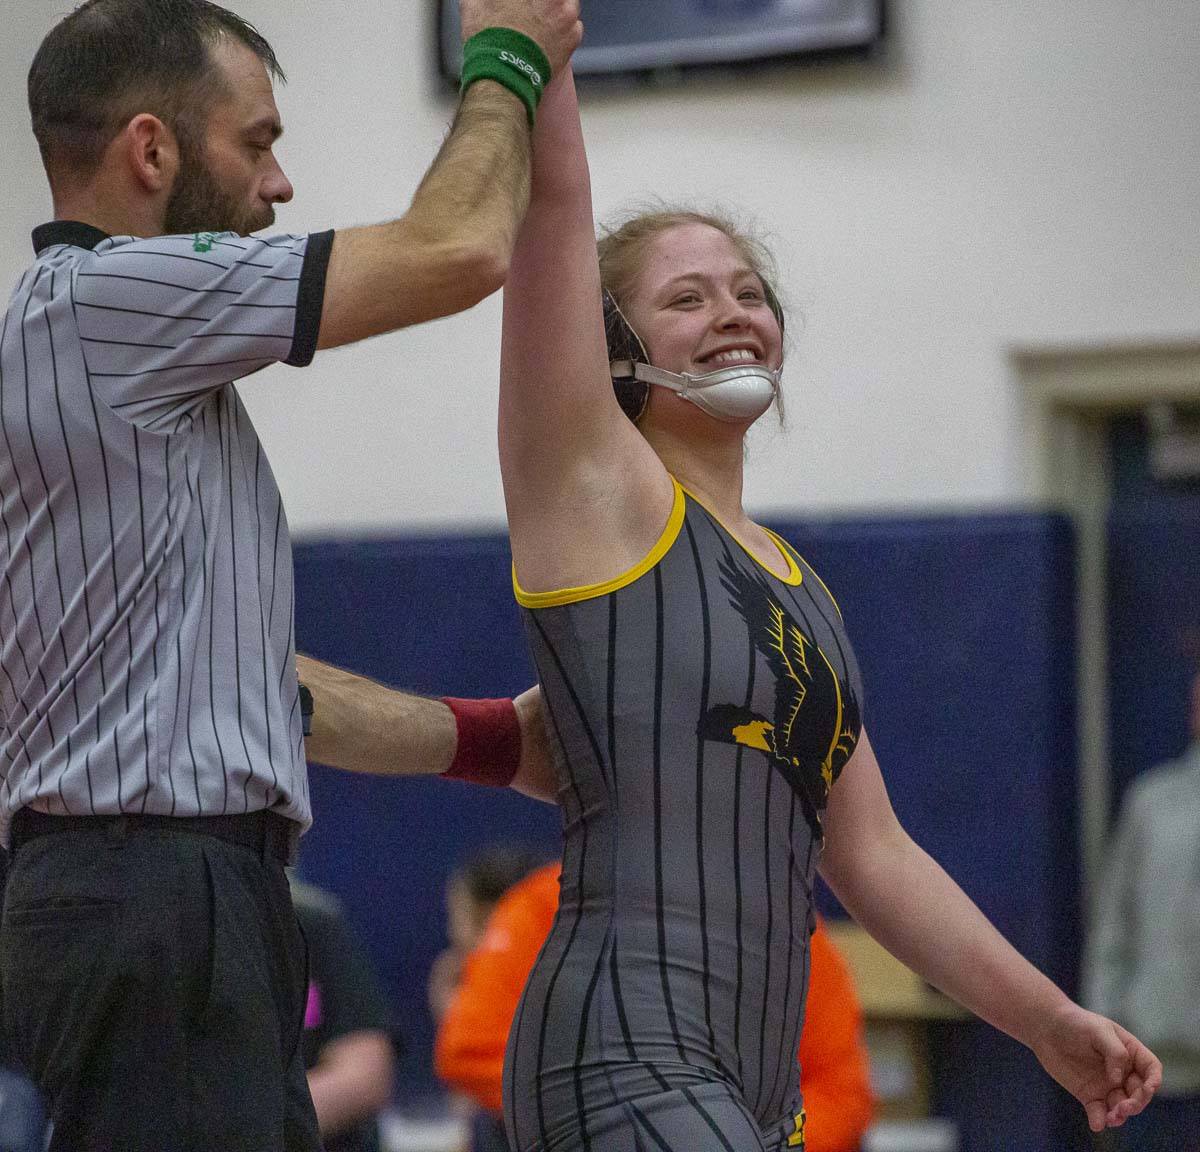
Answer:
[{"left": 603, "top": 290, "right": 651, "bottom": 423}]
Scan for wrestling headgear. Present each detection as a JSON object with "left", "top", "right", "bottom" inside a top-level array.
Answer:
[{"left": 603, "top": 288, "right": 784, "bottom": 425}]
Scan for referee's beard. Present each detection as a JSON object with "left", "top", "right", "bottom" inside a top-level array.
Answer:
[{"left": 164, "top": 123, "right": 275, "bottom": 238}]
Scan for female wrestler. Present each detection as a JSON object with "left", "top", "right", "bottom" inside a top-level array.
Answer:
[{"left": 496, "top": 68, "right": 1160, "bottom": 1151}]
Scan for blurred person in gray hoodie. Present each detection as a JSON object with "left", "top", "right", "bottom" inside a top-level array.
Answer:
[{"left": 1086, "top": 667, "right": 1200, "bottom": 1152}]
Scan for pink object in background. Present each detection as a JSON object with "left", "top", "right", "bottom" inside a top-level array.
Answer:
[{"left": 304, "top": 982, "right": 322, "bottom": 1030}]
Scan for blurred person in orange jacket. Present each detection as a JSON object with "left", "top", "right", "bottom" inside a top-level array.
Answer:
[
  {"left": 800, "top": 924, "right": 877, "bottom": 1152},
  {"left": 428, "top": 847, "right": 546, "bottom": 1025},
  {"left": 435, "top": 862, "right": 874, "bottom": 1152}
]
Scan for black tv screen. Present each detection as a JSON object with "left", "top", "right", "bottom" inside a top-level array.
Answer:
[{"left": 439, "top": 0, "right": 884, "bottom": 81}]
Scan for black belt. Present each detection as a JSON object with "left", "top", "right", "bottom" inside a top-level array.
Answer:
[{"left": 10, "top": 807, "right": 299, "bottom": 866}]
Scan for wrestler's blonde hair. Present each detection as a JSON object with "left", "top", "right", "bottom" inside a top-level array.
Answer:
[{"left": 598, "top": 208, "right": 783, "bottom": 327}]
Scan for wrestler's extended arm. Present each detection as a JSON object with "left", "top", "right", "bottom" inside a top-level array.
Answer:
[
  {"left": 498, "top": 68, "right": 671, "bottom": 591},
  {"left": 317, "top": 0, "right": 582, "bottom": 347},
  {"left": 295, "top": 654, "right": 557, "bottom": 801},
  {"left": 818, "top": 730, "right": 1161, "bottom": 1132}
]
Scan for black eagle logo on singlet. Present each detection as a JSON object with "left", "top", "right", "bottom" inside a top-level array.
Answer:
[{"left": 699, "top": 552, "right": 860, "bottom": 835}]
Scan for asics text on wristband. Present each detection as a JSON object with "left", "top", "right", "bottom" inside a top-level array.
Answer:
[{"left": 460, "top": 27, "right": 552, "bottom": 127}]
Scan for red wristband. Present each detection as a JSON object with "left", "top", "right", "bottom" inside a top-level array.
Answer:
[{"left": 440, "top": 696, "right": 521, "bottom": 787}]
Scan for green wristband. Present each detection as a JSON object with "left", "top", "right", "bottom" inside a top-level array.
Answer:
[{"left": 460, "top": 26, "right": 551, "bottom": 127}]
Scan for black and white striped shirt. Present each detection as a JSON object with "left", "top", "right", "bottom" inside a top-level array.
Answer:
[{"left": 0, "top": 221, "right": 333, "bottom": 842}]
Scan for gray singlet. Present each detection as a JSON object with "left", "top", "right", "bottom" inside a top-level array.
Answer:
[{"left": 505, "top": 480, "right": 864, "bottom": 1152}]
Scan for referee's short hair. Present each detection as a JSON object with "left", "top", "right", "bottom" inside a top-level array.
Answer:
[{"left": 29, "top": 0, "right": 284, "bottom": 182}]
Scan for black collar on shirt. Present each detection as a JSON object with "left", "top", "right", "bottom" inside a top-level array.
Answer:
[{"left": 32, "top": 221, "right": 111, "bottom": 254}]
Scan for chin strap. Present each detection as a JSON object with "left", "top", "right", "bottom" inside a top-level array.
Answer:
[
  {"left": 611, "top": 360, "right": 780, "bottom": 391},
  {"left": 608, "top": 360, "right": 781, "bottom": 424}
]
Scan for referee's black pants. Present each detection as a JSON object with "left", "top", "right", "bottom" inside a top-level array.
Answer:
[{"left": 0, "top": 818, "right": 323, "bottom": 1152}]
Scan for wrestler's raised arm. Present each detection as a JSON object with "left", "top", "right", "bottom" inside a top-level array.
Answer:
[
  {"left": 318, "top": 0, "right": 582, "bottom": 348},
  {"left": 498, "top": 70, "right": 674, "bottom": 593}
]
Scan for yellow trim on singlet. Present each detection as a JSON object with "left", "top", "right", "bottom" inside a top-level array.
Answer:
[
  {"left": 512, "top": 479, "right": 687, "bottom": 608},
  {"left": 771, "top": 533, "right": 844, "bottom": 617},
  {"left": 679, "top": 487, "right": 803, "bottom": 586}
]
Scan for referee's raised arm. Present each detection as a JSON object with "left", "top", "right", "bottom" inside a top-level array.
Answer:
[{"left": 317, "top": 0, "right": 583, "bottom": 349}]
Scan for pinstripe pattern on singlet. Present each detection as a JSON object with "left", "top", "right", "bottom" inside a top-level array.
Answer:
[
  {"left": 504, "top": 482, "right": 864, "bottom": 1152},
  {"left": 0, "top": 222, "right": 332, "bottom": 841}
]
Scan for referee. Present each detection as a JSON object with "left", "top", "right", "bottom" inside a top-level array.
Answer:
[{"left": 0, "top": 1, "right": 579, "bottom": 1149}]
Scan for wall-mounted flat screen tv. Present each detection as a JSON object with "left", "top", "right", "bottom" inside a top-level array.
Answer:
[{"left": 439, "top": 0, "right": 885, "bottom": 82}]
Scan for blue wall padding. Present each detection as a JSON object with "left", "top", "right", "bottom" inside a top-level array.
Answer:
[
  {"left": 293, "top": 512, "right": 1081, "bottom": 1152},
  {"left": 1106, "top": 495, "right": 1200, "bottom": 810},
  {"left": 292, "top": 537, "right": 561, "bottom": 1082}
]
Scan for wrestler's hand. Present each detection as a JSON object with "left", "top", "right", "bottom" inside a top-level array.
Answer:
[
  {"left": 1029, "top": 1002, "right": 1161, "bottom": 1131},
  {"left": 460, "top": 0, "right": 583, "bottom": 79}
]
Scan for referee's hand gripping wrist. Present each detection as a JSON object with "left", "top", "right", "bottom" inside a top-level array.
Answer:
[{"left": 459, "top": 0, "right": 583, "bottom": 83}]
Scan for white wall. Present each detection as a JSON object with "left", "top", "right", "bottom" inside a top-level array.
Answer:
[{"left": 4, "top": 0, "right": 1198, "bottom": 535}]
